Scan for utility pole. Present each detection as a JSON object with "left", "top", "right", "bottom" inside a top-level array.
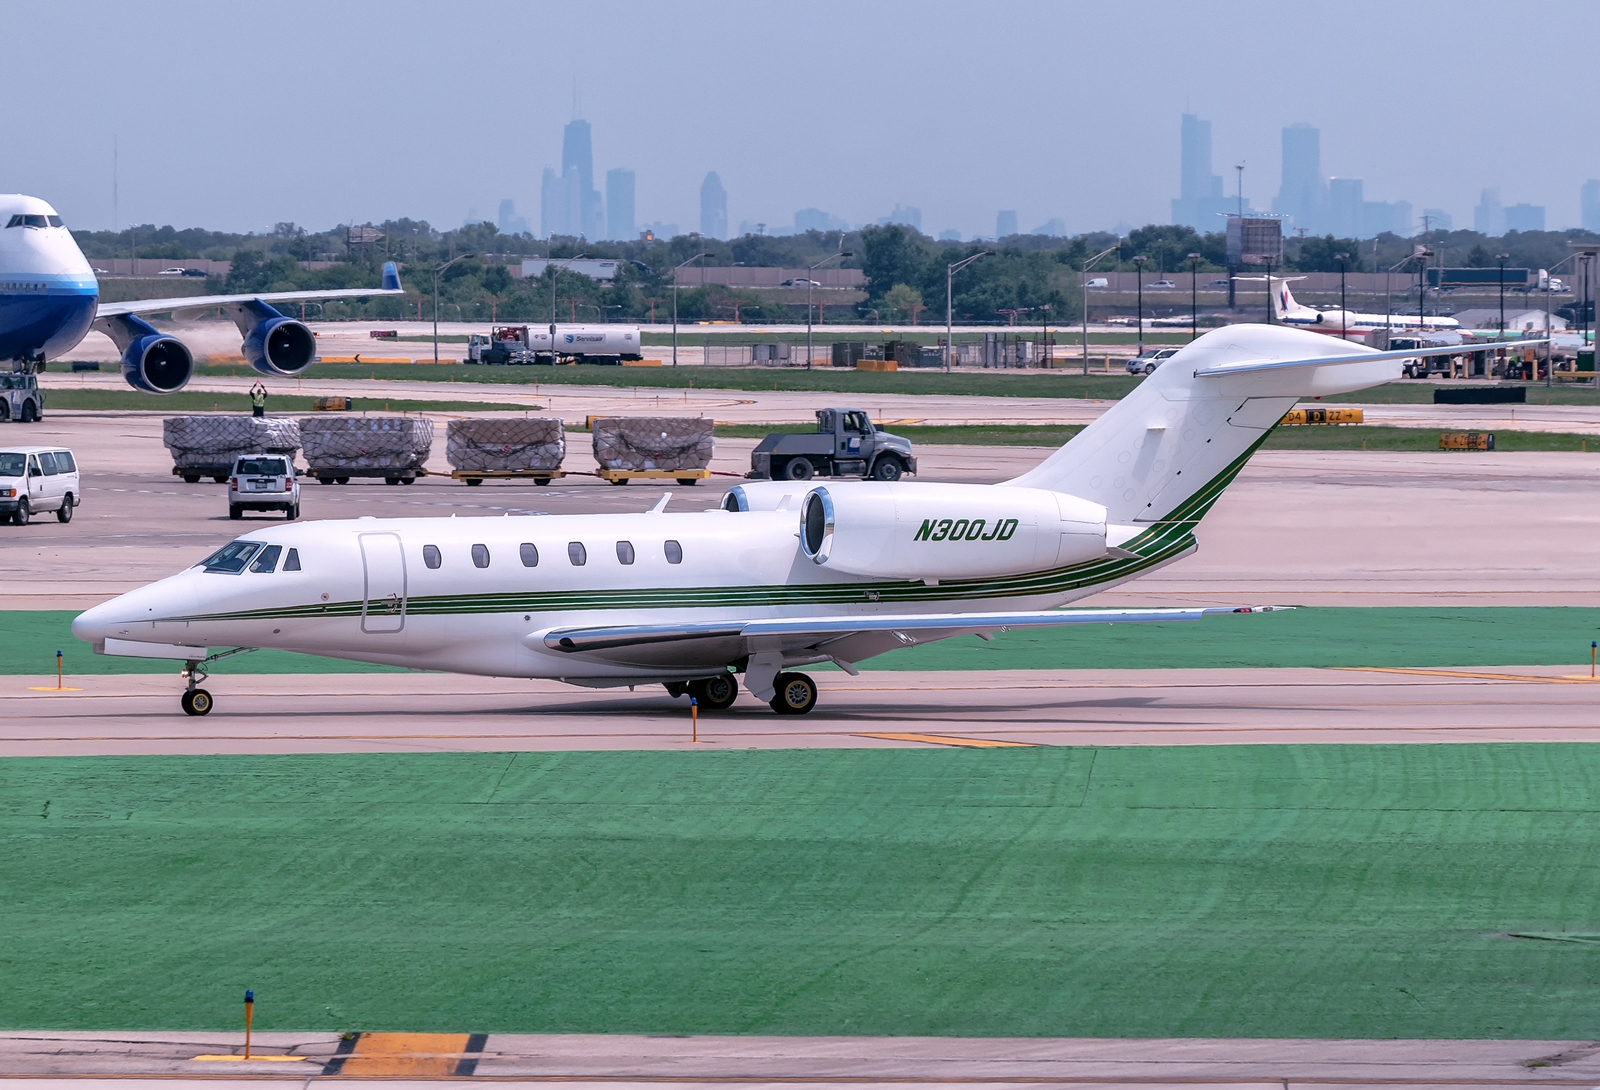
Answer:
[
  {"left": 945, "top": 251, "right": 989, "bottom": 372},
  {"left": 432, "top": 253, "right": 476, "bottom": 365},
  {"left": 1336, "top": 253, "right": 1349, "bottom": 342},
  {"left": 1081, "top": 243, "right": 1117, "bottom": 374},
  {"left": 1132, "top": 255, "right": 1147, "bottom": 355},
  {"left": 671, "top": 251, "right": 713, "bottom": 367},
  {"left": 1188, "top": 252, "right": 1201, "bottom": 341},
  {"left": 807, "top": 248, "right": 852, "bottom": 371}
]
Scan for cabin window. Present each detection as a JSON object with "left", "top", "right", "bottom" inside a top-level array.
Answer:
[
  {"left": 37, "top": 452, "right": 58, "bottom": 475},
  {"left": 422, "top": 545, "right": 441, "bottom": 569},
  {"left": 616, "top": 540, "right": 635, "bottom": 565},
  {"left": 284, "top": 548, "right": 301, "bottom": 571},
  {"left": 664, "top": 539, "right": 683, "bottom": 564},
  {"left": 200, "top": 541, "right": 262, "bottom": 574},
  {"left": 519, "top": 542, "right": 539, "bottom": 567},
  {"left": 249, "top": 545, "right": 282, "bottom": 573},
  {"left": 54, "top": 451, "right": 75, "bottom": 473},
  {"left": 568, "top": 542, "right": 587, "bottom": 566},
  {"left": 472, "top": 544, "right": 490, "bottom": 568}
]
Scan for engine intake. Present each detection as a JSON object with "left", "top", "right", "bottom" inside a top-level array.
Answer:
[
  {"left": 243, "top": 316, "right": 316, "bottom": 377},
  {"left": 798, "top": 483, "right": 1108, "bottom": 581},
  {"left": 120, "top": 333, "right": 193, "bottom": 393}
]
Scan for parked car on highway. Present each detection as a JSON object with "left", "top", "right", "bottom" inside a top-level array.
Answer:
[
  {"left": 1147, "top": 279, "right": 1177, "bottom": 289},
  {"left": 1206, "top": 278, "right": 1231, "bottom": 288},
  {"left": 1084, "top": 277, "right": 1109, "bottom": 288},
  {"left": 780, "top": 278, "right": 821, "bottom": 287},
  {"left": 157, "top": 267, "right": 187, "bottom": 275},
  {"left": 1126, "top": 347, "right": 1181, "bottom": 375},
  {"left": 228, "top": 454, "right": 300, "bottom": 520},
  {"left": 0, "top": 446, "right": 80, "bottom": 525}
]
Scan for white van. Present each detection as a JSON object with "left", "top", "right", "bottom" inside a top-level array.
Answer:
[
  {"left": 1085, "top": 277, "right": 1109, "bottom": 288},
  {"left": 0, "top": 446, "right": 81, "bottom": 525}
]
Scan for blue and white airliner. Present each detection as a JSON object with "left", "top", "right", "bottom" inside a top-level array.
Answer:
[{"left": 0, "top": 194, "right": 402, "bottom": 393}]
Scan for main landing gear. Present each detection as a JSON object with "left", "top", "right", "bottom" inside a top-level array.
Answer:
[{"left": 664, "top": 671, "right": 820, "bottom": 715}]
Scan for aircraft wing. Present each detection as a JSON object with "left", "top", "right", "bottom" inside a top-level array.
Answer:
[
  {"left": 95, "top": 261, "right": 403, "bottom": 319},
  {"left": 538, "top": 605, "right": 1285, "bottom": 668}
]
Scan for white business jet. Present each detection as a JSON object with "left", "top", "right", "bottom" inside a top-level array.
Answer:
[
  {"left": 1237, "top": 275, "right": 1459, "bottom": 340},
  {"left": 0, "top": 194, "right": 402, "bottom": 394},
  {"left": 72, "top": 325, "right": 1487, "bottom": 718}
]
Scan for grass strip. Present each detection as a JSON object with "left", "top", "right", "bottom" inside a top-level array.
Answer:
[
  {"left": 5, "top": 745, "right": 1600, "bottom": 1038},
  {"left": 39, "top": 390, "right": 534, "bottom": 414},
  {"left": 11, "top": 608, "right": 1599, "bottom": 676}
]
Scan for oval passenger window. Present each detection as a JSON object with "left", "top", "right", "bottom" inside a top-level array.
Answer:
[
  {"left": 616, "top": 541, "right": 635, "bottom": 565},
  {"left": 423, "top": 545, "right": 441, "bottom": 569},
  {"left": 664, "top": 540, "right": 683, "bottom": 564},
  {"left": 520, "top": 542, "right": 539, "bottom": 567},
  {"left": 568, "top": 542, "right": 587, "bottom": 566},
  {"left": 472, "top": 544, "right": 490, "bottom": 569}
]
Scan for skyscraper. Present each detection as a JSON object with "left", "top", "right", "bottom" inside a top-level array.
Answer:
[
  {"left": 996, "top": 210, "right": 1018, "bottom": 238},
  {"left": 1328, "top": 178, "right": 1363, "bottom": 238},
  {"left": 1474, "top": 188, "right": 1505, "bottom": 236},
  {"left": 1170, "top": 113, "right": 1227, "bottom": 231},
  {"left": 606, "top": 169, "right": 635, "bottom": 241},
  {"left": 1504, "top": 203, "right": 1545, "bottom": 232},
  {"left": 700, "top": 172, "right": 727, "bottom": 239},
  {"left": 1272, "top": 123, "right": 1325, "bottom": 234},
  {"left": 1582, "top": 180, "right": 1600, "bottom": 232}
]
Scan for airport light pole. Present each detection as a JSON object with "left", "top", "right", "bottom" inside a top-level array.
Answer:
[
  {"left": 1132, "top": 256, "right": 1147, "bottom": 353},
  {"left": 1081, "top": 243, "right": 1118, "bottom": 374},
  {"left": 432, "top": 252, "right": 477, "bottom": 366},
  {"left": 1336, "top": 253, "right": 1349, "bottom": 342},
  {"left": 806, "top": 250, "right": 852, "bottom": 372},
  {"left": 945, "top": 251, "right": 990, "bottom": 372},
  {"left": 1187, "top": 252, "right": 1201, "bottom": 342},
  {"left": 671, "top": 251, "right": 713, "bottom": 367},
  {"left": 547, "top": 253, "right": 587, "bottom": 363},
  {"left": 1496, "top": 253, "right": 1510, "bottom": 342}
]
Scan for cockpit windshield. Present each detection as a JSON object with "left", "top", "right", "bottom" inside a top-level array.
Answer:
[
  {"left": 4, "top": 214, "right": 55, "bottom": 228},
  {"left": 199, "top": 541, "right": 263, "bottom": 573},
  {"left": 0, "top": 453, "right": 23, "bottom": 478}
]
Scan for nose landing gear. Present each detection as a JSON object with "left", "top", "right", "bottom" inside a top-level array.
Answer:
[{"left": 180, "top": 659, "right": 213, "bottom": 716}]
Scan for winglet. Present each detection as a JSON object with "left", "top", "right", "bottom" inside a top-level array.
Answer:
[{"left": 382, "top": 261, "right": 402, "bottom": 291}]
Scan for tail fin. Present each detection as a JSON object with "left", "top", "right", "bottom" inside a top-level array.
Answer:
[
  {"left": 1007, "top": 324, "right": 1398, "bottom": 530},
  {"left": 382, "top": 261, "right": 402, "bottom": 291},
  {"left": 1234, "top": 274, "right": 1310, "bottom": 322}
]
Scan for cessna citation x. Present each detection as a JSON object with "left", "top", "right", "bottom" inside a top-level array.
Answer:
[
  {"left": 73, "top": 326, "right": 1490, "bottom": 718},
  {"left": 0, "top": 194, "right": 401, "bottom": 392}
]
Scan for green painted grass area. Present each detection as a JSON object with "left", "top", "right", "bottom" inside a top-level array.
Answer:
[
  {"left": 40, "top": 390, "right": 532, "bottom": 414},
  {"left": 12, "top": 608, "right": 1599, "bottom": 677},
  {"left": 5, "top": 745, "right": 1600, "bottom": 1037}
]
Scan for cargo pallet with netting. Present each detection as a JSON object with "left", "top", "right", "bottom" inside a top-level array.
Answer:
[
  {"left": 446, "top": 419, "right": 565, "bottom": 486},
  {"left": 596, "top": 467, "right": 711, "bottom": 486},
  {"left": 300, "top": 416, "right": 433, "bottom": 486},
  {"left": 451, "top": 469, "right": 569, "bottom": 487},
  {"left": 590, "top": 416, "right": 713, "bottom": 487},
  {"left": 164, "top": 416, "right": 301, "bottom": 484}
]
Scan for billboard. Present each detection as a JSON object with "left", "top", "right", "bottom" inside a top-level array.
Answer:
[{"left": 1226, "top": 216, "right": 1283, "bottom": 266}]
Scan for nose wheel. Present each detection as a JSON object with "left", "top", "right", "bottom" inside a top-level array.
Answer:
[{"left": 180, "top": 687, "right": 214, "bottom": 716}]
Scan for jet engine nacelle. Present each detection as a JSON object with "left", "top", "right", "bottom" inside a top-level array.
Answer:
[
  {"left": 242, "top": 316, "right": 316, "bottom": 377},
  {"left": 120, "top": 333, "right": 194, "bottom": 393},
  {"left": 797, "top": 482, "right": 1108, "bottom": 581}
]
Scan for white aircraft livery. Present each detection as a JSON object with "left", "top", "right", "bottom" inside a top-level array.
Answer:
[
  {"left": 1239, "top": 275, "right": 1460, "bottom": 338},
  {"left": 72, "top": 325, "right": 1487, "bottom": 718},
  {"left": 0, "top": 194, "right": 402, "bottom": 392}
]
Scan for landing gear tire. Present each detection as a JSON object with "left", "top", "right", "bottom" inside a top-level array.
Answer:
[
  {"left": 12, "top": 498, "right": 28, "bottom": 526},
  {"left": 870, "top": 457, "right": 903, "bottom": 482},
  {"left": 769, "top": 672, "right": 817, "bottom": 715},
  {"left": 56, "top": 496, "right": 72, "bottom": 523},
  {"left": 689, "top": 674, "right": 739, "bottom": 710},
  {"left": 180, "top": 688, "right": 213, "bottom": 716},
  {"left": 229, "top": 504, "right": 242, "bottom": 520},
  {"left": 783, "top": 458, "right": 815, "bottom": 481}
]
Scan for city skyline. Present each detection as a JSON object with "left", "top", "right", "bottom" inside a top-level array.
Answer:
[{"left": 12, "top": 0, "right": 1599, "bottom": 240}]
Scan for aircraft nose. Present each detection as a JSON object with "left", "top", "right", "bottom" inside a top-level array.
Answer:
[{"left": 72, "top": 599, "right": 116, "bottom": 643}]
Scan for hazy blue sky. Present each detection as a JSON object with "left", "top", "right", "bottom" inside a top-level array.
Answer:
[{"left": 12, "top": 0, "right": 1598, "bottom": 237}]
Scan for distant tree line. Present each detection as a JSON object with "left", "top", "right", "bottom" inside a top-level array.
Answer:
[{"left": 67, "top": 216, "right": 1600, "bottom": 326}]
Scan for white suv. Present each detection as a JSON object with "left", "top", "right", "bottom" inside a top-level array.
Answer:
[
  {"left": 0, "top": 446, "right": 80, "bottom": 525},
  {"left": 228, "top": 454, "right": 300, "bottom": 520}
]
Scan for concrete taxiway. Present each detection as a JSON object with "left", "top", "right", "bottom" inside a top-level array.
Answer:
[
  {"left": 4, "top": 1029, "right": 1599, "bottom": 1085},
  {"left": 8, "top": 410, "right": 1599, "bottom": 608},
  {"left": 7, "top": 666, "right": 1599, "bottom": 757}
]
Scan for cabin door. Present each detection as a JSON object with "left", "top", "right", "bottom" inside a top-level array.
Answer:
[{"left": 359, "top": 532, "right": 407, "bottom": 633}]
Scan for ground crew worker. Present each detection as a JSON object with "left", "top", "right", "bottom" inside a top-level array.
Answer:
[{"left": 249, "top": 381, "right": 267, "bottom": 418}]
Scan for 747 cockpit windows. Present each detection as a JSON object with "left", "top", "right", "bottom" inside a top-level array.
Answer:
[
  {"left": 5, "top": 214, "right": 63, "bottom": 228},
  {"left": 418, "top": 539, "right": 685, "bottom": 569},
  {"left": 199, "top": 542, "right": 301, "bottom": 573}
]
